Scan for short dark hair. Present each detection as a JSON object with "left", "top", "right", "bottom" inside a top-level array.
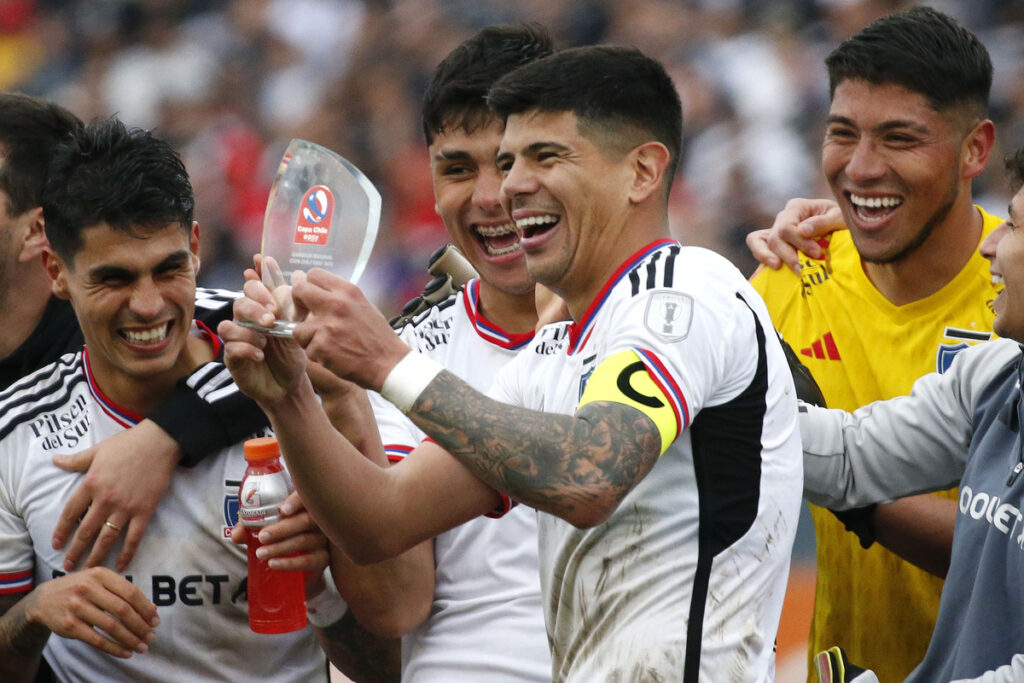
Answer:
[
  {"left": 826, "top": 6, "right": 991, "bottom": 119},
  {"left": 421, "top": 23, "right": 555, "bottom": 145},
  {"left": 1006, "top": 148, "right": 1024, "bottom": 194},
  {"left": 43, "top": 118, "right": 195, "bottom": 261},
  {"left": 487, "top": 45, "right": 682, "bottom": 186},
  {"left": 0, "top": 93, "right": 82, "bottom": 216}
]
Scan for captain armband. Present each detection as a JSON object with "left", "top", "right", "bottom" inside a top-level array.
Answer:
[{"left": 578, "top": 350, "right": 679, "bottom": 455}]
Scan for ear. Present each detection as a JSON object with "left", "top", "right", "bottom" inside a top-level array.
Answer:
[
  {"left": 15, "top": 206, "right": 47, "bottom": 263},
  {"left": 960, "top": 119, "right": 995, "bottom": 181},
  {"left": 41, "top": 246, "right": 70, "bottom": 299},
  {"left": 628, "top": 142, "right": 671, "bottom": 204},
  {"left": 190, "top": 221, "right": 201, "bottom": 275}
]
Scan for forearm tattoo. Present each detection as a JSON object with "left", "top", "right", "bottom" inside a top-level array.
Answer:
[
  {"left": 0, "top": 597, "right": 49, "bottom": 659},
  {"left": 409, "top": 370, "right": 662, "bottom": 519},
  {"left": 317, "top": 612, "right": 400, "bottom": 683}
]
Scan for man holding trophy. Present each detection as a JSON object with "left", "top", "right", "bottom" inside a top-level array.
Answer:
[{"left": 223, "top": 43, "right": 801, "bottom": 680}]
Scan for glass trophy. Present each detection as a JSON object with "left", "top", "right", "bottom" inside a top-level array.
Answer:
[{"left": 241, "top": 139, "right": 381, "bottom": 337}]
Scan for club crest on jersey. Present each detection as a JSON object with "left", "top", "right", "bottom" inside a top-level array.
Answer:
[
  {"left": 936, "top": 326, "right": 993, "bottom": 373},
  {"left": 644, "top": 291, "right": 693, "bottom": 343},
  {"left": 222, "top": 480, "right": 241, "bottom": 539},
  {"left": 294, "top": 185, "right": 334, "bottom": 246}
]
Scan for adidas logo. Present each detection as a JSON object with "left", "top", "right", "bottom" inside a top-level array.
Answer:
[{"left": 800, "top": 332, "right": 841, "bottom": 360}]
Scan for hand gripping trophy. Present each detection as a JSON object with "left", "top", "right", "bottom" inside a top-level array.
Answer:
[{"left": 241, "top": 139, "right": 381, "bottom": 336}]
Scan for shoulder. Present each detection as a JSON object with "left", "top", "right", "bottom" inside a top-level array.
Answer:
[
  {"left": 393, "top": 288, "right": 463, "bottom": 351},
  {"left": 942, "top": 338, "right": 1022, "bottom": 413},
  {"left": 193, "top": 288, "right": 242, "bottom": 325},
  {"left": 0, "top": 353, "right": 87, "bottom": 442}
]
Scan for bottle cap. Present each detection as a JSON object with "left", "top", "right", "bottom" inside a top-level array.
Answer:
[{"left": 244, "top": 436, "right": 280, "bottom": 462}]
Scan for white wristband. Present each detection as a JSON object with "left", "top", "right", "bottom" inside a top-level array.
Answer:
[
  {"left": 379, "top": 352, "right": 444, "bottom": 414},
  {"left": 306, "top": 569, "right": 348, "bottom": 628}
]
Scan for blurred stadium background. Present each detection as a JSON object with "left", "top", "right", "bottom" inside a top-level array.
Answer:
[{"left": 4, "top": 0, "right": 1022, "bottom": 680}]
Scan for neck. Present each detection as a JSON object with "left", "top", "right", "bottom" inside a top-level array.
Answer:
[
  {"left": 862, "top": 201, "right": 982, "bottom": 306},
  {"left": 565, "top": 210, "right": 670, "bottom": 321},
  {"left": 0, "top": 263, "right": 56, "bottom": 360},
  {"left": 91, "top": 331, "right": 214, "bottom": 416},
  {"left": 476, "top": 280, "right": 538, "bottom": 333}
]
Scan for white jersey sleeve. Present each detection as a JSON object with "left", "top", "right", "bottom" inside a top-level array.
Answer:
[
  {"left": 589, "top": 249, "right": 763, "bottom": 435},
  {"left": 0, "top": 469, "right": 33, "bottom": 594}
]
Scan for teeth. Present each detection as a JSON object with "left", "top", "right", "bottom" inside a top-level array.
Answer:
[
  {"left": 993, "top": 274, "right": 1005, "bottom": 285},
  {"left": 487, "top": 242, "right": 521, "bottom": 256},
  {"left": 475, "top": 222, "right": 515, "bottom": 237},
  {"left": 122, "top": 322, "right": 169, "bottom": 345},
  {"left": 850, "top": 193, "right": 902, "bottom": 209},
  {"left": 514, "top": 214, "right": 559, "bottom": 229}
]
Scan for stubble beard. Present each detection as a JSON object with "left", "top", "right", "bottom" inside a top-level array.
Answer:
[{"left": 859, "top": 172, "right": 960, "bottom": 266}]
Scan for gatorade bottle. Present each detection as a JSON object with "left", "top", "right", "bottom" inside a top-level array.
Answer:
[{"left": 239, "top": 436, "right": 307, "bottom": 633}]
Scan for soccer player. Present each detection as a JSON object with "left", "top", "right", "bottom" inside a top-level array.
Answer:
[
  {"left": 0, "top": 119, "right": 341, "bottom": 682},
  {"left": 747, "top": 8, "right": 1001, "bottom": 680},
  {"left": 343, "top": 24, "right": 555, "bottom": 680},
  {"left": 223, "top": 45, "right": 801, "bottom": 680},
  {"left": 799, "top": 147, "right": 1024, "bottom": 681},
  {"left": 0, "top": 93, "right": 267, "bottom": 576}
]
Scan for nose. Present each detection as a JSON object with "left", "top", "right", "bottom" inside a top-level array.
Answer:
[
  {"left": 500, "top": 157, "right": 537, "bottom": 211},
  {"left": 843, "top": 137, "right": 886, "bottom": 184},
  {"left": 472, "top": 165, "right": 503, "bottom": 211},
  {"left": 130, "top": 277, "right": 165, "bottom": 318},
  {"left": 980, "top": 222, "right": 1008, "bottom": 262}
]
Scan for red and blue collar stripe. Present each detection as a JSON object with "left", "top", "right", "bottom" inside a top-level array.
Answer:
[
  {"left": 83, "top": 320, "right": 223, "bottom": 429},
  {"left": 463, "top": 279, "right": 535, "bottom": 350},
  {"left": 83, "top": 347, "right": 144, "bottom": 428},
  {"left": 567, "top": 239, "right": 678, "bottom": 355}
]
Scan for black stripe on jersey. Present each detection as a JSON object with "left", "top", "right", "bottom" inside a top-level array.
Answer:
[
  {"left": 644, "top": 250, "right": 662, "bottom": 291},
  {"left": 0, "top": 354, "right": 81, "bottom": 410},
  {"left": 683, "top": 292, "right": 768, "bottom": 681},
  {"left": 629, "top": 244, "right": 681, "bottom": 296},
  {"left": 0, "top": 365, "right": 87, "bottom": 443},
  {"left": 193, "top": 287, "right": 241, "bottom": 327}
]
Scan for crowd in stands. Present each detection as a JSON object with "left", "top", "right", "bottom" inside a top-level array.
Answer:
[{"left": 4, "top": 0, "right": 1023, "bottom": 313}]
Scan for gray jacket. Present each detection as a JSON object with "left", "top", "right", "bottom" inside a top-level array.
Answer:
[{"left": 801, "top": 337, "right": 1024, "bottom": 682}]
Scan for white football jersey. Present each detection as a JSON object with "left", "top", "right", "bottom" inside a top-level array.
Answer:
[
  {"left": 0, "top": 342, "right": 327, "bottom": 682},
  {"left": 371, "top": 279, "right": 552, "bottom": 682},
  {"left": 491, "top": 240, "right": 802, "bottom": 682}
]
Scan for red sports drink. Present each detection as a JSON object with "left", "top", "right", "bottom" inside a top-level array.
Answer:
[{"left": 239, "top": 437, "right": 307, "bottom": 634}]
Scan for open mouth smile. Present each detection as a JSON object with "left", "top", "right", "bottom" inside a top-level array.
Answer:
[
  {"left": 119, "top": 321, "right": 170, "bottom": 346},
  {"left": 848, "top": 192, "right": 903, "bottom": 223}
]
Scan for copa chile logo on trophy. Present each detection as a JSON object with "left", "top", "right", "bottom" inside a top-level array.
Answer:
[{"left": 294, "top": 185, "right": 335, "bottom": 246}]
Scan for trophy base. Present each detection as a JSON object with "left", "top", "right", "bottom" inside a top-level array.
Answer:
[{"left": 238, "top": 319, "right": 297, "bottom": 338}]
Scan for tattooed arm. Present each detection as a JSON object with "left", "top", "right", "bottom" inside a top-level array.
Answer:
[
  {"left": 283, "top": 270, "right": 663, "bottom": 528},
  {"left": 0, "top": 593, "right": 47, "bottom": 682},
  {"left": 409, "top": 371, "right": 663, "bottom": 528},
  {"left": 316, "top": 612, "right": 401, "bottom": 683}
]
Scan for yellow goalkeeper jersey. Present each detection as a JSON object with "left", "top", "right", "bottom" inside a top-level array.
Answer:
[{"left": 751, "top": 206, "right": 1003, "bottom": 683}]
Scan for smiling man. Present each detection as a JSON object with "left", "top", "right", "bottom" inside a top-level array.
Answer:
[
  {"left": 799, "top": 147, "right": 1024, "bottom": 681},
  {"left": 0, "top": 120, "right": 336, "bottom": 682},
  {"left": 223, "top": 45, "right": 802, "bottom": 681},
  {"left": 748, "top": 8, "right": 1002, "bottom": 681}
]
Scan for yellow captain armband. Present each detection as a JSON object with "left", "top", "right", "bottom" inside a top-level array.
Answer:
[{"left": 578, "top": 350, "right": 679, "bottom": 455}]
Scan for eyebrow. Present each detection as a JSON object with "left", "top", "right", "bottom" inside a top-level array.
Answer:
[
  {"left": 826, "top": 115, "right": 931, "bottom": 135},
  {"left": 433, "top": 149, "right": 473, "bottom": 162},
  {"left": 496, "top": 140, "right": 570, "bottom": 161},
  {"left": 87, "top": 250, "right": 191, "bottom": 280}
]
